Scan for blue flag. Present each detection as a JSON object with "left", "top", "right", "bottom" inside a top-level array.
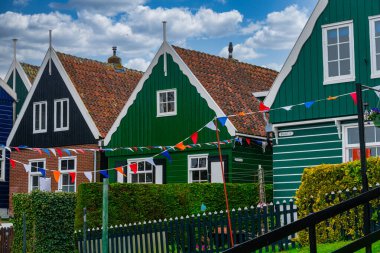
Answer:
[
  {"left": 304, "top": 101, "right": 315, "bottom": 109},
  {"left": 38, "top": 168, "right": 46, "bottom": 177},
  {"left": 162, "top": 150, "right": 172, "bottom": 164},
  {"left": 42, "top": 148, "right": 50, "bottom": 156},
  {"left": 63, "top": 149, "right": 71, "bottom": 156},
  {"left": 100, "top": 170, "right": 109, "bottom": 178},
  {"left": 217, "top": 117, "right": 228, "bottom": 126}
]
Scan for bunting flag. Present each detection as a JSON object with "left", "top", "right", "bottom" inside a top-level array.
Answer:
[
  {"left": 217, "top": 117, "right": 228, "bottom": 126},
  {"left": 235, "top": 137, "right": 243, "bottom": 145},
  {"left": 327, "top": 96, "right": 338, "bottom": 101},
  {"left": 175, "top": 142, "right": 186, "bottom": 151},
  {"left": 145, "top": 157, "right": 156, "bottom": 167},
  {"left": 206, "top": 121, "right": 217, "bottom": 131},
  {"left": 282, "top": 106, "right": 293, "bottom": 111},
  {"left": 133, "top": 147, "right": 138, "bottom": 152},
  {"left": 304, "top": 101, "right": 315, "bottom": 109},
  {"left": 69, "top": 172, "right": 76, "bottom": 183},
  {"left": 53, "top": 171, "right": 61, "bottom": 183},
  {"left": 259, "top": 102, "right": 270, "bottom": 112},
  {"left": 350, "top": 92, "right": 357, "bottom": 105},
  {"left": 191, "top": 132, "right": 198, "bottom": 144},
  {"left": 38, "top": 168, "right": 46, "bottom": 177},
  {"left": 56, "top": 149, "right": 63, "bottom": 157},
  {"left": 33, "top": 148, "right": 42, "bottom": 154},
  {"left": 42, "top": 148, "right": 50, "bottom": 156},
  {"left": 246, "top": 138, "right": 251, "bottom": 145},
  {"left": 374, "top": 85, "right": 380, "bottom": 98},
  {"left": 69, "top": 149, "right": 78, "bottom": 154},
  {"left": 23, "top": 164, "right": 31, "bottom": 173},
  {"left": 262, "top": 142, "right": 268, "bottom": 152},
  {"left": 10, "top": 159, "right": 16, "bottom": 169},
  {"left": 84, "top": 172, "right": 92, "bottom": 182},
  {"left": 100, "top": 170, "right": 109, "bottom": 178},
  {"left": 49, "top": 148, "right": 57, "bottom": 156},
  {"left": 162, "top": 150, "right": 172, "bottom": 163},
  {"left": 77, "top": 149, "right": 85, "bottom": 154},
  {"left": 63, "top": 149, "right": 71, "bottom": 156},
  {"left": 14, "top": 147, "right": 20, "bottom": 152},
  {"left": 129, "top": 163, "right": 138, "bottom": 174},
  {"left": 115, "top": 167, "right": 125, "bottom": 176}
]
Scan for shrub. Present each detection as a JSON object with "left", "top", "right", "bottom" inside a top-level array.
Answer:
[
  {"left": 295, "top": 157, "right": 380, "bottom": 245},
  {"left": 75, "top": 183, "right": 272, "bottom": 230},
  {"left": 13, "top": 191, "right": 76, "bottom": 253}
]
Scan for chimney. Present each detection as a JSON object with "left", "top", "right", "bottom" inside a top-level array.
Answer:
[
  {"left": 107, "top": 46, "right": 122, "bottom": 65},
  {"left": 228, "top": 42, "right": 233, "bottom": 59}
]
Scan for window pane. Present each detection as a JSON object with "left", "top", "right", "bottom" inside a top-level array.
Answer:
[
  {"left": 32, "top": 176, "right": 39, "bottom": 187},
  {"left": 63, "top": 101, "right": 68, "bottom": 127},
  {"left": 132, "top": 174, "right": 138, "bottom": 183},
  {"left": 328, "top": 61, "right": 339, "bottom": 77},
  {"left": 138, "top": 162, "right": 144, "bottom": 171},
  {"left": 160, "top": 103, "right": 165, "bottom": 113},
  {"left": 365, "top": 126, "right": 375, "bottom": 143},
  {"left": 41, "top": 104, "right": 46, "bottom": 130},
  {"left": 35, "top": 105, "right": 40, "bottom": 130},
  {"left": 145, "top": 162, "right": 152, "bottom": 171},
  {"left": 167, "top": 92, "right": 175, "bottom": 102},
  {"left": 347, "top": 128, "right": 359, "bottom": 144},
  {"left": 68, "top": 159, "right": 74, "bottom": 170},
  {"left": 31, "top": 162, "right": 38, "bottom": 172},
  {"left": 160, "top": 93, "right": 166, "bottom": 102},
  {"left": 191, "top": 158, "right": 198, "bottom": 168},
  {"left": 340, "top": 59, "right": 351, "bottom": 76},
  {"left": 327, "top": 29, "right": 338, "bottom": 44},
  {"left": 63, "top": 174, "right": 69, "bottom": 185},
  {"left": 168, "top": 102, "right": 175, "bottom": 112},
  {"left": 69, "top": 186, "right": 75, "bottom": 192},
  {"left": 62, "top": 186, "right": 68, "bottom": 192},
  {"left": 146, "top": 173, "right": 153, "bottom": 183},
  {"left": 56, "top": 101, "right": 61, "bottom": 128},
  {"left": 377, "top": 55, "right": 380, "bottom": 71},
  {"left": 339, "top": 27, "right": 349, "bottom": 43},
  {"left": 61, "top": 160, "right": 68, "bottom": 171},
  {"left": 328, "top": 45, "right": 338, "bottom": 61},
  {"left": 376, "top": 38, "right": 380, "bottom": 54},
  {"left": 339, "top": 43, "right": 350, "bottom": 59},
  {"left": 375, "top": 21, "right": 380, "bottom": 37},
  {"left": 199, "top": 158, "right": 207, "bottom": 168},
  {"left": 138, "top": 174, "right": 144, "bottom": 183},
  {"left": 192, "top": 171, "right": 199, "bottom": 181},
  {"left": 200, "top": 170, "right": 208, "bottom": 181}
]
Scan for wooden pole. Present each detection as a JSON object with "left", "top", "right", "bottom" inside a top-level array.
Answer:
[
  {"left": 214, "top": 119, "right": 234, "bottom": 247},
  {"left": 102, "top": 178, "right": 109, "bottom": 253}
]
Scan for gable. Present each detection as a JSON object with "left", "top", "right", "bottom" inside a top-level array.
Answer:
[{"left": 6, "top": 70, "right": 29, "bottom": 115}]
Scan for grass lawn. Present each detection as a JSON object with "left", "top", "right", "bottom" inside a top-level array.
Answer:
[{"left": 279, "top": 240, "right": 380, "bottom": 253}]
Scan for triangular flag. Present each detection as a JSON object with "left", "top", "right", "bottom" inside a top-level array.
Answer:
[
  {"left": 23, "top": 164, "right": 31, "bottom": 173},
  {"left": 42, "top": 148, "right": 50, "bottom": 156},
  {"left": 175, "top": 142, "right": 186, "bottom": 151},
  {"left": 162, "top": 150, "right": 172, "bottom": 163},
  {"left": 246, "top": 138, "right": 251, "bottom": 145},
  {"left": 49, "top": 148, "right": 56, "bottom": 156},
  {"left": 133, "top": 147, "right": 138, "bottom": 152},
  {"left": 84, "top": 172, "right": 92, "bottom": 182},
  {"left": 262, "top": 141, "right": 268, "bottom": 152},
  {"left": 259, "top": 102, "right": 270, "bottom": 112},
  {"left": 53, "top": 171, "right": 61, "bottom": 183},
  {"left": 282, "top": 106, "right": 293, "bottom": 111},
  {"left": 77, "top": 149, "right": 85, "bottom": 154},
  {"left": 205, "top": 121, "right": 217, "bottom": 131},
  {"left": 33, "top": 148, "right": 42, "bottom": 154},
  {"left": 56, "top": 149, "right": 63, "bottom": 157},
  {"left": 5, "top": 147, "right": 11, "bottom": 152},
  {"left": 69, "top": 172, "right": 76, "bottom": 183},
  {"left": 304, "top": 101, "right": 315, "bottom": 109},
  {"left": 14, "top": 147, "right": 20, "bottom": 152},
  {"left": 327, "top": 96, "right": 338, "bottom": 101},
  {"left": 350, "top": 92, "right": 357, "bottom": 105},
  {"left": 238, "top": 111, "right": 246, "bottom": 117},
  {"left": 38, "top": 168, "right": 46, "bottom": 177},
  {"left": 235, "top": 137, "right": 243, "bottom": 145},
  {"left": 99, "top": 170, "right": 109, "bottom": 178},
  {"left": 69, "top": 149, "right": 78, "bottom": 154},
  {"left": 129, "top": 163, "right": 138, "bottom": 174},
  {"left": 217, "top": 117, "right": 228, "bottom": 126},
  {"left": 145, "top": 157, "right": 156, "bottom": 167},
  {"left": 115, "top": 167, "right": 125, "bottom": 176},
  {"left": 10, "top": 159, "right": 16, "bottom": 169},
  {"left": 191, "top": 132, "right": 198, "bottom": 144},
  {"left": 373, "top": 85, "right": 380, "bottom": 98},
  {"left": 63, "top": 149, "right": 71, "bottom": 156}
]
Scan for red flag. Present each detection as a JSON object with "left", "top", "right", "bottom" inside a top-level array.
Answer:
[
  {"left": 14, "top": 147, "right": 20, "bottom": 152},
  {"left": 77, "top": 149, "right": 85, "bottom": 154},
  {"left": 246, "top": 138, "right": 251, "bottom": 145},
  {"left": 56, "top": 148, "right": 63, "bottom": 157},
  {"left": 69, "top": 172, "right": 76, "bottom": 183},
  {"left": 350, "top": 92, "right": 357, "bottom": 105},
  {"left": 191, "top": 132, "right": 198, "bottom": 144},
  {"left": 132, "top": 147, "right": 138, "bottom": 152},
  {"left": 10, "top": 159, "right": 16, "bottom": 169},
  {"left": 259, "top": 102, "right": 270, "bottom": 112},
  {"left": 130, "top": 163, "right": 137, "bottom": 174},
  {"left": 33, "top": 148, "right": 42, "bottom": 154}
]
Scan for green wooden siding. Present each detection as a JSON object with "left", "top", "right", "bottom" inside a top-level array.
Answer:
[
  {"left": 271, "top": 0, "right": 380, "bottom": 124},
  {"left": 273, "top": 122, "right": 342, "bottom": 200},
  {"left": 6, "top": 70, "right": 29, "bottom": 115}
]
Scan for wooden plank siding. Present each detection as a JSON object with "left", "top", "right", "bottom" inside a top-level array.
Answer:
[{"left": 6, "top": 70, "right": 29, "bottom": 115}]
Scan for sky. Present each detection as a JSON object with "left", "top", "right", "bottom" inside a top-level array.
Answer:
[{"left": 0, "top": 0, "right": 318, "bottom": 79}]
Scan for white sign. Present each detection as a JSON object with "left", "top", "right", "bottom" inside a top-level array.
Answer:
[
  {"left": 279, "top": 131, "right": 294, "bottom": 137},
  {"left": 234, "top": 158, "right": 244, "bottom": 162}
]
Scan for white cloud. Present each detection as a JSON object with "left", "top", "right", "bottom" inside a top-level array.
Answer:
[
  {"left": 219, "top": 43, "right": 261, "bottom": 61},
  {"left": 263, "top": 63, "right": 283, "bottom": 71},
  {"left": 125, "top": 58, "right": 150, "bottom": 72}
]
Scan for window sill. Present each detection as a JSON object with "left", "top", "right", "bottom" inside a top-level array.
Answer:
[
  {"left": 371, "top": 73, "right": 380, "bottom": 79},
  {"left": 323, "top": 76, "right": 356, "bottom": 85},
  {"left": 54, "top": 128, "right": 69, "bottom": 132},
  {"left": 157, "top": 112, "right": 177, "bottom": 117},
  {"left": 33, "top": 130, "right": 47, "bottom": 134}
]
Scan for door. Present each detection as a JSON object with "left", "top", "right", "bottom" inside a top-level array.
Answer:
[{"left": 210, "top": 161, "right": 224, "bottom": 183}]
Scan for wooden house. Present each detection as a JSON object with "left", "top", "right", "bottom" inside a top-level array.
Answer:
[
  {"left": 104, "top": 30, "right": 277, "bottom": 185},
  {"left": 263, "top": 0, "right": 380, "bottom": 201}
]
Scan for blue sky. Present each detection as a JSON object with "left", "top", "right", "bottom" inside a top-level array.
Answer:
[{"left": 0, "top": 0, "right": 318, "bottom": 78}]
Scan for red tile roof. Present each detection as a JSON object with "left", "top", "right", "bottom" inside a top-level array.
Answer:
[
  {"left": 173, "top": 46, "right": 278, "bottom": 137},
  {"left": 57, "top": 52, "right": 143, "bottom": 137},
  {"left": 21, "top": 62, "right": 39, "bottom": 84}
]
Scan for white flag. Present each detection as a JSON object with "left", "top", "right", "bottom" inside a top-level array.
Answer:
[
  {"left": 145, "top": 157, "right": 156, "bottom": 167},
  {"left": 374, "top": 85, "right": 380, "bottom": 98},
  {"left": 84, "top": 171, "right": 93, "bottom": 182},
  {"left": 23, "top": 164, "right": 31, "bottom": 173},
  {"left": 205, "top": 121, "right": 217, "bottom": 131},
  {"left": 49, "top": 148, "right": 57, "bottom": 156},
  {"left": 282, "top": 106, "right": 294, "bottom": 111}
]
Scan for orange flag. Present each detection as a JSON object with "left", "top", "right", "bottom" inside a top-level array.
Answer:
[
  {"left": 115, "top": 167, "right": 125, "bottom": 176},
  {"left": 175, "top": 142, "right": 186, "bottom": 151},
  {"left": 238, "top": 111, "right": 246, "bottom": 117},
  {"left": 327, "top": 96, "right": 338, "bottom": 101},
  {"left": 53, "top": 171, "right": 61, "bottom": 183}
]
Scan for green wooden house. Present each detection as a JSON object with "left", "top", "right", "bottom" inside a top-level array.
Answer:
[
  {"left": 104, "top": 33, "right": 277, "bottom": 185},
  {"left": 263, "top": 0, "right": 380, "bottom": 201}
]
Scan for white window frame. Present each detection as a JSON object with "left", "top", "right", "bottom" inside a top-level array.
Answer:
[
  {"left": 342, "top": 123, "right": 380, "bottom": 162},
  {"left": 322, "top": 20, "right": 355, "bottom": 85},
  {"left": 33, "top": 101, "right": 47, "bottom": 134},
  {"left": 28, "top": 158, "right": 46, "bottom": 192},
  {"left": 369, "top": 15, "right": 380, "bottom": 79},
  {"left": 0, "top": 149, "right": 5, "bottom": 181},
  {"left": 58, "top": 156, "right": 77, "bottom": 192},
  {"left": 157, "top": 89, "right": 177, "bottom": 117},
  {"left": 188, "top": 154, "right": 209, "bottom": 183},
  {"left": 54, "top": 98, "right": 69, "bottom": 132},
  {"left": 127, "top": 159, "right": 155, "bottom": 184}
]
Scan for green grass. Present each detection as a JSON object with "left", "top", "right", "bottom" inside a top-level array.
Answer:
[{"left": 279, "top": 240, "right": 380, "bottom": 253}]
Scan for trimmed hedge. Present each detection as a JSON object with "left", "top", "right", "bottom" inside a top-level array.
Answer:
[
  {"left": 75, "top": 183, "right": 272, "bottom": 230},
  {"left": 13, "top": 191, "right": 76, "bottom": 253},
  {"left": 295, "top": 157, "right": 380, "bottom": 245}
]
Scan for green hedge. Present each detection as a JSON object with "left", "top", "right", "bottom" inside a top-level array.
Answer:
[
  {"left": 295, "top": 157, "right": 380, "bottom": 245},
  {"left": 13, "top": 191, "right": 76, "bottom": 253},
  {"left": 75, "top": 183, "right": 272, "bottom": 230}
]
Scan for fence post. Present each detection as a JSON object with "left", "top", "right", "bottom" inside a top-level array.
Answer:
[
  {"left": 102, "top": 178, "right": 109, "bottom": 253},
  {"left": 23, "top": 212, "right": 26, "bottom": 253},
  {"left": 83, "top": 207, "right": 87, "bottom": 253},
  {"left": 309, "top": 224, "right": 317, "bottom": 253}
]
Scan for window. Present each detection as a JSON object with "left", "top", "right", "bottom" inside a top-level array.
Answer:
[
  {"left": 188, "top": 155, "right": 208, "bottom": 183},
  {"left": 343, "top": 124, "right": 380, "bottom": 162},
  {"left": 322, "top": 21, "right": 355, "bottom": 84},
  {"left": 157, "top": 89, "right": 177, "bottom": 117},
  {"left": 370, "top": 16, "right": 380, "bottom": 78},
  {"left": 29, "top": 159, "right": 45, "bottom": 192},
  {"left": 54, "top": 98, "right": 69, "bottom": 131},
  {"left": 59, "top": 157, "right": 76, "bottom": 192},
  {"left": 0, "top": 149, "right": 5, "bottom": 181},
  {"left": 33, "top": 101, "right": 47, "bottom": 133},
  {"left": 127, "top": 160, "right": 154, "bottom": 184}
]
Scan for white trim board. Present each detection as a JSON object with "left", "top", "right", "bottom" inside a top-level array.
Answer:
[
  {"left": 0, "top": 78, "right": 17, "bottom": 100},
  {"left": 264, "top": 0, "right": 329, "bottom": 107},
  {"left": 4, "top": 60, "right": 33, "bottom": 92},
  {"left": 6, "top": 48, "right": 101, "bottom": 146},
  {"left": 273, "top": 115, "right": 357, "bottom": 129},
  {"left": 104, "top": 42, "right": 236, "bottom": 145}
]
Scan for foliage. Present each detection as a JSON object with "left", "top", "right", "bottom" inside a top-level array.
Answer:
[
  {"left": 295, "top": 157, "right": 380, "bottom": 245},
  {"left": 13, "top": 191, "right": 76, "bottom": 253},
  {"left": 75, "top": 183, "right": 272, "bottom": 230},
  {"left": 368, "top": 108, "right": 380, "bottom": 121}
]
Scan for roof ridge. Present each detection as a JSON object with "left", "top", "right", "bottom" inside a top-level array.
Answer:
[{"left": 172, "top": 45, "right": 278, "bottom": 74}]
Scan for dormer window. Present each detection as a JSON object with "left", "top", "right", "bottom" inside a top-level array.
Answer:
[
  {"left": 54, "top": 98, "right": 69, "bottom": 131},
  {"left": 157, "top": 89, "right": 177, "bottom": 117},
  {"left": 322, "top": 21, "right": 355, "bottom": 85},
  {"left": 33, "top": 101, "right": 47, "bottom": 134},
  {"left": 370, "top": 15, "right": 380, "bottom": 79}
]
